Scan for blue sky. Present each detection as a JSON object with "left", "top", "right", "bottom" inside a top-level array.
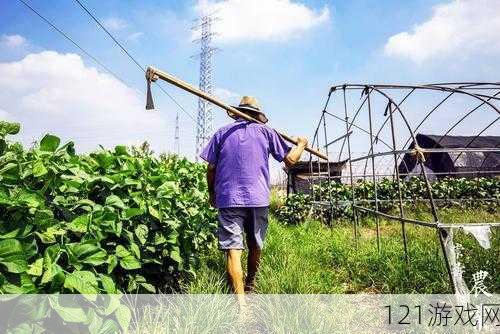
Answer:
[{"left": 0, "top": 0, "right": 498, "bottom": 168}]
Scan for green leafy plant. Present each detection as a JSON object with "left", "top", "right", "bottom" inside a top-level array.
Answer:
[
  {"left": 0, "top": 121, "right": 217, "bottom": 295},
  {"left": 275, "top": 193, "right": 311, "bottom": 225},
  {"left": 278, "top": 177, "right": 499, "bottom": 224}
]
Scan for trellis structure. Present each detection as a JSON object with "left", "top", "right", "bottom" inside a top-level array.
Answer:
[{"left": 307, "top": 83, "right": 500, "bottom": 294}]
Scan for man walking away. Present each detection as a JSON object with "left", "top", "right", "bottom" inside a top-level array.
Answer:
[{"left": 200, "top": 96, "right": 307, "bottom": 304}]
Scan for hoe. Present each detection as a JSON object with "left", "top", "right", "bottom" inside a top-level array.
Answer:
[{"left": 145, "top": 66, "right": 328, "bottom": 160}]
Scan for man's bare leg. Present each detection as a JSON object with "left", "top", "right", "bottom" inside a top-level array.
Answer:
[
  {"left": 245, "top": 247, "right": 261, "bottom": 292},
  {"left": 226, "top": 249, "right": 246, "bottom": 306}
]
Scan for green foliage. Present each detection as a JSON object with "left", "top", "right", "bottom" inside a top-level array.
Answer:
[
  {"left": 277, "top": 177, "right": 500, "bottom": 224},
  {"left": 274, "top": 193, "right": 311, "bottom": 225},
  {"left": 188, "top": 218, "right": 453, "bottom": 293},
  {"left": 0, "top": 121, "right": 20, "bottom": 137},
  {"left": 0, "top": 123, "right": 217, "bottom": 294},
  {"left": 314, "top": 177, "right": 499, "bottom": 204},
  {"left": 0, "top": 121, "right": 20, "bottom": 156}
]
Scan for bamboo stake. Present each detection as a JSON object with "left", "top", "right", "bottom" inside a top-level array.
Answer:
[{"left": 146, "top": 66, "right": 328, "bottom": 160}]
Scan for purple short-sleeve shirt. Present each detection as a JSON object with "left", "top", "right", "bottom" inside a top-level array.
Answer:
[{"left": 200, "top": 119, "right": 291, "bottom": 208}]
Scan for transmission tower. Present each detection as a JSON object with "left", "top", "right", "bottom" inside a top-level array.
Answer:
[
  {"left": 193, "top": 14, "right": 217, "bottom": 160},
  {"left": 174, "top": 112, "right": 180, "bottom": 155}
]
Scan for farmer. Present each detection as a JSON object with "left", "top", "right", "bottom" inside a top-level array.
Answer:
[{"left": 200, "top": 96, "right": 307, "bottom": 300}]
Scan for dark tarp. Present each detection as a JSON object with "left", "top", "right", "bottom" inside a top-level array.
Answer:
[{"left": 398, "top": 134, "right": 500, "bottom": 178}]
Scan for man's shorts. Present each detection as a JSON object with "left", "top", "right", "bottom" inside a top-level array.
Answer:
[{"left": 217, "top": 207, "right": 269, "bottom": 250}]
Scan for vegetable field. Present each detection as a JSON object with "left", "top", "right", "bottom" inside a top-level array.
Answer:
[
  {"left": 0, "top": 122, "right": 217, "bottom": 294},
  {"left": 0, "top": 121, "right": 499, "bottom": 332},
  {"left": 276, "top": 177, "right": 499, "bottom": 224},
  {"left": 0, "top": 120, "right": 499, "bottom": 296}
]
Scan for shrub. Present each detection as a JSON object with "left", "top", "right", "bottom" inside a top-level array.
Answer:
[
  {"left": 275, "top": 193, "right": 311, "bottom": 225},
  {"left": 0, "top": 123, "right": 217, "bottom": 294}
]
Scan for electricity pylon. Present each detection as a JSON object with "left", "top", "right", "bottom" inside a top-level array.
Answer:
[{"left": 192, "top": 13, "right": 217, "bottom": 160}]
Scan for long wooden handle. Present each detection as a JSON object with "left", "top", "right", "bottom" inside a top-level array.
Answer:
[{"left": 146, "top": 66, "right": 328, "bottom": 160}]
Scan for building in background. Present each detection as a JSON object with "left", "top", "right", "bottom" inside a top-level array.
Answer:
[{"left": 285, "top": 160, "right": 347, "bottom": 195}]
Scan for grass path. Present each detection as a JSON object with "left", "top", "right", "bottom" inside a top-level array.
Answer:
[
  {"left": 188, "top": 207, "right": 499, "bottom": 293},
  {"left": 187, "top": 217, "right": 450, "bottom": 293}
]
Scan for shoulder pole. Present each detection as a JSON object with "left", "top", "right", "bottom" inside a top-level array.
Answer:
[{"left": 145, "top": 66, "right": 328, "bottom": 160}]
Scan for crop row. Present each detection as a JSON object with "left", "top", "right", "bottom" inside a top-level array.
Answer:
[
  {"left": 275, "top": 177, "right": 500, "bottom": 224},
  {"left": 0, "top": 122, "right": 217, "bottom": 294}
]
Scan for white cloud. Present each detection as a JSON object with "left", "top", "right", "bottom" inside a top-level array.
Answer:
[
  {"left": 384, "top": 0, "right": 500, "bottom": 63},
  {"left": 1, "top": 34, "right": 27, "bottom": 48},
  {"left": 214, "top": 87, "right": 239, "bottom": 103},
  {"left": 195, "top": 0, "right": 330, "bottom": 43},
  {"left": 103, "top": 17, "right": 128, "bottom": 31},
  {"left": 127, "top": 32, "right": 144, "bottom": 42},
  {"left": 0, "top": 51, "right": 169, "bottom": 152}
]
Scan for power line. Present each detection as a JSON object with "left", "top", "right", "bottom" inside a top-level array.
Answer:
[
  {"left": 74, "top": 0, "right": 143, "bottom": 72},
  {"left": 19, "top": 0, "right": 201, "bottom": 150},
  {"left": 16, "top": 0, "right": 175, "bottom": 149},
  {"left": 17, "top": 0, "right": 131, "bottom": 88},
  {"left": 73, "top": 0, "right": 200, "bottom": 127}
]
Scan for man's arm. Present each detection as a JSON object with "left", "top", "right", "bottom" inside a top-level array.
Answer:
[
  {"left": 284, "top": 137, "right": 308, "bottom": 168},
  {"left": 206, "top": 163, "right": 216, "bottom": 207}
]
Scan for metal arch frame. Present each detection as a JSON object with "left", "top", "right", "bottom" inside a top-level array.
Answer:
[
  {"left": 339, "top": 86, "right": 499, "bottom": 178},
  {"left": 330, "top": 83, "right": 500, "bottom": 184},
  {"left": 307, "top": 82, "right": 500, "bottom": 294}
]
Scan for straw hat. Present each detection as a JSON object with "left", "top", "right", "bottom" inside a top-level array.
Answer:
[{"left": 229, "top": 96, "right": 269, "bottom": 123}]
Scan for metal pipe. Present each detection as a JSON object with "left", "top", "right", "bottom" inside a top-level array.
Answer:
[
  {"left": 363, "top": 88, "right": 415, "bottom": 178},
  {"left": 308, "top": 116, "right": 322, "bottom": 200},
  {"left": 335, "top": 90, "right": 371, "bottom": 161},
  {"left": 324, "top": 131, "right": 353, "bottom": 149},
  {"left": 438, "top": 222, "right": 500, "bottom": 228},
  {"left": 324, "top": 111, "right": 394, "bottom": 154},
  {"left": 437, "top": 228, "right": 456, "bottom": 294},
  {"left": 450, "top": 116, "right": 500, "bottom": 166},
  {"left": 353, "top": 206, "right": 438, "bottom": 228},
  {"left": 349, "top": 147, "right": 499, "bottom": 164},
  {"left": 322, "top": 110, "right": 333, "bottom": 225},
  {"left": 366, "top": 88, "right": 381, "bottom": 252},
  {"left": 343, "top": 87, "right": 359, "bottom": 243},
  {"left": 330, "top": 169, "right": 500, "bottom": 178},
  {"left": 399, "top": 91, "right": 455, "bottom": 151},
  {"left": 388, "top": 102, "right": 409, "bottom": 264}
]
